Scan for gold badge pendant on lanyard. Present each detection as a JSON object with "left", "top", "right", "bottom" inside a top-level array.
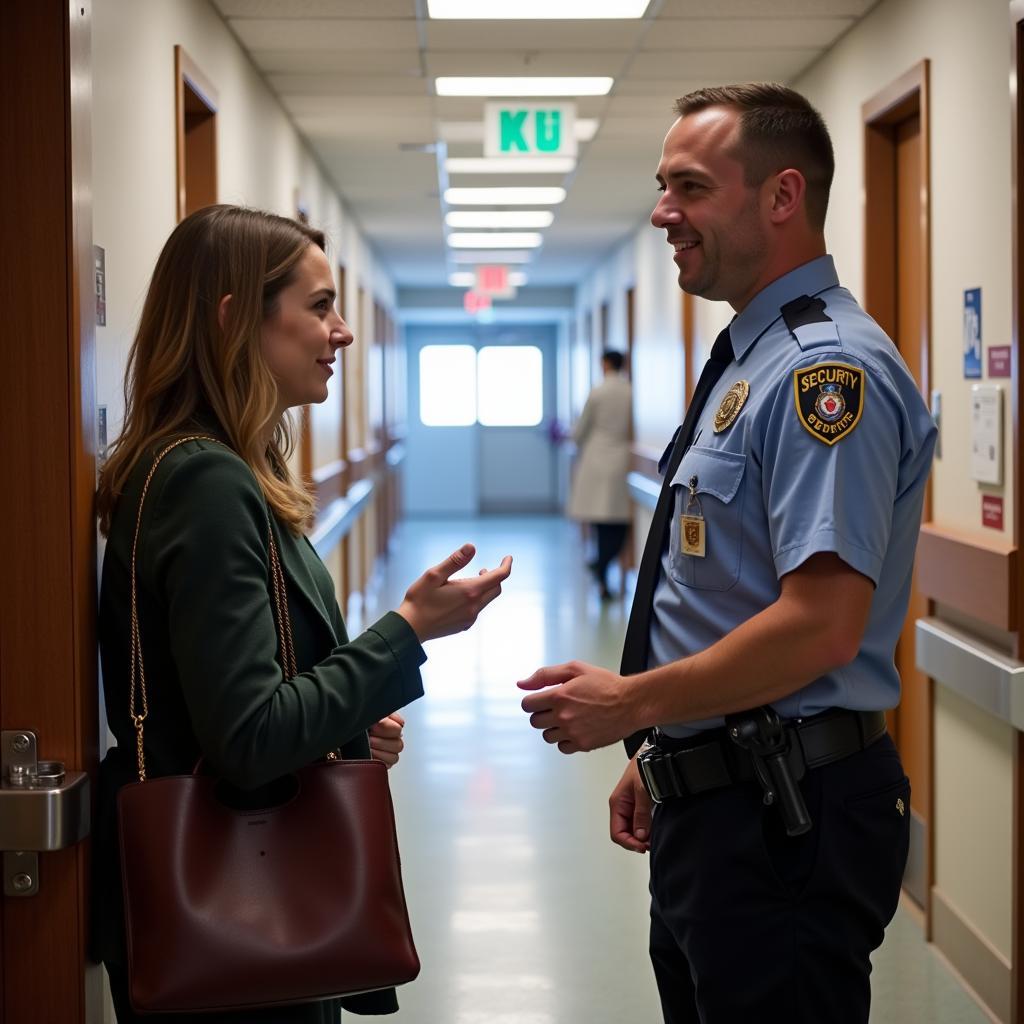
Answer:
[{"left": 681, "top": 474, "right": 706, "bottom": 558}]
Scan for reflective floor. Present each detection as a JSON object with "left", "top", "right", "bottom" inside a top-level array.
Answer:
[{"left": 366, "top": 515, "right": 991, "bottom": 1024}]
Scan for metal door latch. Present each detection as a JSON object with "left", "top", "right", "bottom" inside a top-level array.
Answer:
[{"left": 0, "top": 731, "right": 90, "bottom": 897}]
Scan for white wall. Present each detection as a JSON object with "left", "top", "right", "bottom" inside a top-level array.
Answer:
[{"left": 92, "top": 0, "right": 394, "bottom": 474}]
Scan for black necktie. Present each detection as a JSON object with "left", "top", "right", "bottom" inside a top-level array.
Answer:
[{"left": 620, "top": 325, "right": 735, "bottom": 756}]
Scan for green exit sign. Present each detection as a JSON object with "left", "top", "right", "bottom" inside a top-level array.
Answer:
[{"left": 484, "top": 102, "right": 577, "bottom": 158}]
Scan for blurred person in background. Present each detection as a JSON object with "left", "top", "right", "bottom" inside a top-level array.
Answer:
[{"left": 567, "top": 349, "right": 633, "bottom": 600}]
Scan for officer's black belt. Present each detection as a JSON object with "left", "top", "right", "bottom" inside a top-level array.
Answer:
[{"left": 637, "top": 708, "right": 887, "bottom": 804}]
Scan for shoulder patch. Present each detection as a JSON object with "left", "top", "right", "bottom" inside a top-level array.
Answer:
[{"left": 793, "top": 362, "right": 865, "bottom": 445}]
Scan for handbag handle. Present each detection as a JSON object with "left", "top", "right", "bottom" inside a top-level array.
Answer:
[{"left": 128, "top": 435, "right": 295, "bottom": 784}]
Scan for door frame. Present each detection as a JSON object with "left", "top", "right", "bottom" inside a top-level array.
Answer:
[
  {"left": 0, "top": 2, "right": 101, "bottom": 1020},
  {"left": 1010, "top": 5, "right": 1024, "bottom": 1017},
  {"left": 862, "top": 59, "right": 933, "bottom": 926}
]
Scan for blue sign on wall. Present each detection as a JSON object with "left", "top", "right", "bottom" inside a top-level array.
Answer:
[{"left": 964, "top": 287, "right": 982, "bottom": 379}]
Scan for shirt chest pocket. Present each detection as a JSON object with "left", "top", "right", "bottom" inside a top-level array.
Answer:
[{"left": 668, "top": 446, "right": 748, "bottom": 592}]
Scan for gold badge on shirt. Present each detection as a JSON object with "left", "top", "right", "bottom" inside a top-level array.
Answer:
[{"left": 713, "top": 380, "right": 750, "bottom": 433}]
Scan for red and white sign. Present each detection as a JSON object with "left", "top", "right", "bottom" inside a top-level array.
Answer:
[
  {"left": 463, "top": 290, "right": 492, "bottom": 314},
  {"left": 475, "top": 265, "right": 515, "bottom": 299},
  {"left": 988, "top": 346, "right": 1012, "bottom": 378},
  {"left": 982, "top": 494, "right": 1004, "bottom": 531}
]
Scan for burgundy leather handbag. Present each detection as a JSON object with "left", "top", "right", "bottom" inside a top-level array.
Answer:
[{"left": 117, "top": 437, "right": 420, "bottom": 1014}]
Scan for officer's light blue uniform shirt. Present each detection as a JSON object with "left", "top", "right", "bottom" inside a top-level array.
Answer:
[{"left": 648, "top": 255, "right": 937, "bottom": 737}]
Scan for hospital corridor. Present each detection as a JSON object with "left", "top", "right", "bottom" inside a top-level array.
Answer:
[{"left": 5, "top": 0, "right": 1024, "bottom": 1020}]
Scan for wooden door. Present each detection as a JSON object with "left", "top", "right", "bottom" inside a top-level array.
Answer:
[
  {"left": 0, "top": 2, "right": 103, "bottom": 1020},
  {"left": 863, "top": 63, "right": 932, "bottom": 917}
]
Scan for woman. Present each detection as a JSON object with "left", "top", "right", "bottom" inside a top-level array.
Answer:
[
  {"left": 566, "top": 350, "right": 632, "bottom": 599},
  {"left": 93, "top": 205, "right": 512, "bottom": 1022}
]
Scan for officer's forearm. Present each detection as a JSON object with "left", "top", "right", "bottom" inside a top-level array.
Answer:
[{"left": 629, "top": 553, "right": 873, "bottom": 725}]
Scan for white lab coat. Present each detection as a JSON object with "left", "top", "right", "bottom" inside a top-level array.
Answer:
[{"left": 567, "top": 373, "right": 632, "bottom": 523}]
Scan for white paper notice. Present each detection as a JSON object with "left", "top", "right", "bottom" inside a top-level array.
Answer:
[{"left": 970, "top": 384, "right": 1003, "bottom": 486}]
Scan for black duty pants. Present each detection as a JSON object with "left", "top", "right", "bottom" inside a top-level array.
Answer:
[
  {"left": 593, "top": 522, "right": 629, "bottom": 589},
  {"left": 648, "top": 732, "right": 910, "bottom": 1024}
]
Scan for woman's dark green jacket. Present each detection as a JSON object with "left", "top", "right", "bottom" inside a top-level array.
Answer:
[{"left": 93, "top": 437, "right": 425, "bottom": 1020}]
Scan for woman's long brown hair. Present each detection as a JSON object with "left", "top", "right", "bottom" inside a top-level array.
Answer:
[{"left": 97, "top": 205, "right": 323, "bottom": 536}]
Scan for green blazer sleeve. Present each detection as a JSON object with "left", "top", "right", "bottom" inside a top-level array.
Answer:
[{"left": 146, "top": 444, "right": 425, "bottom": 789}]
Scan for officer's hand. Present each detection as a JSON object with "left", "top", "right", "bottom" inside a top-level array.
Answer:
[
  {"left": 368, "top": 712, "right": 405, "bottom": 769},
  {"left": 517, "top": 661, "right": 641, "bottom": 753},
  {"left": 398, "top": 544, "right": 512, "bottom": 643},
  {"left": 609, "top": 758, "right": 652, "bottom": 853}
]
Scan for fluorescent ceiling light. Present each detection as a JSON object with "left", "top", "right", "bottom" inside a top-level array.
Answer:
[
  {"left": 446, "top": 211, "right": 554, "bottom": 229},
  {"left": 440, "top": 118, "right": 598, "bottom": 142},
  {"left": 448, "top": 270, "right": 529, "bottom": 288},
  {"left": 428, "top": 0, "right": 649, "bottom": 17},
  {"left": 445, "top": 187, "right": 565, "bottom": 206},
  {"left": 436, "top": 77, "right": 613, "bottom": 97},
  {"left": 451, "top": 250, "right": 532, "bottom": 263},
  {"left": 446, "top": 157, "right": 575, "bottom": 175},
  {"left": 448, "top": 232, "right": 543, "bottom": 249}
]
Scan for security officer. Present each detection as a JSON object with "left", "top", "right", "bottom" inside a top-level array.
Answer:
[{"left": 519, "top": 83, "right": 936, "bottom": 1023}]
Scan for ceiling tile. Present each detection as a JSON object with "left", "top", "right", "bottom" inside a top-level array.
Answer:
[
  {"left": 605, "top": 92, "right": 696, "bottom": 115},
  {"left": 642, "top": 16, "right": 854, "bottom": 49},
  {"left": 621, "top": 48, "right": 818, "bottom": 84},
  {"left": 229, "top": 18, "right": 419, "bottom": 50},
  {"left": 252, "top": 49, "right": 423, "bottom": 74},
  {"left": 297, "top": 114, "right": 437, "bottom": 142},
  {"left": 425, "top": 20, "right": 646, "bottom": 51},
  {"left": 213, "top": 0, "right": 414, "bottom": 17},
  {"left": 425, "top": 50, "right": 627, "bottom": 77},
  {"left": 209, "top": 0, "right": 882, "bottom": 287},
  {"left": 658, "top": 0, "right": 876, "bottom": 15},
  {"left": 284, "top": 94, "right": 435, "bottom": 116},
  {"left": 268, "top": 74, "right": 430, "bottom": 96}
]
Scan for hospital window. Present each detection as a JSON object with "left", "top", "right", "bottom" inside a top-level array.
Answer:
[
  {"left": 418, "top": 345, "right": 477, "bottom": 426},
  {"left": 419, "top": 345, "right": 543, "bottom": 427}
]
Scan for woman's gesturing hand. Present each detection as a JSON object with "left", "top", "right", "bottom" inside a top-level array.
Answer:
[
  {"left": 369, "top": 712, "right": 405, "bottom": 769},
  {"left": 397, "top": 543, "right": 512, "bottom": 643}
]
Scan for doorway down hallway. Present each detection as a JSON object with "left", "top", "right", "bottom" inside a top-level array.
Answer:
[{"left": 363, "top": 516, "right": 989, "bottom": 1024}]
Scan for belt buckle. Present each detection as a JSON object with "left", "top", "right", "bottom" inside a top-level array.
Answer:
[{"left": 637, "top": 749, "right": 667, "bottom": 804}]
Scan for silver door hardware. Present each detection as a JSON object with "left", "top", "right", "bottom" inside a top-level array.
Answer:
[{"left": 0, "top": 731, "right": 90, "bottom": 897}]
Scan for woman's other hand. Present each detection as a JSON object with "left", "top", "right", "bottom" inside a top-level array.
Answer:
[
  {"left": 397, "top": 543, "right": 512, "bottom": 643},
  {"left": 369, "top": 712, "right": 405, "bottom": 769}
]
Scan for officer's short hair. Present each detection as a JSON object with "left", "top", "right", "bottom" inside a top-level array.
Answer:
[
  {"left": 674, "top": 83, "right": 835, "bottom": 231},
  {"left": 601, "top": 350, "right": 624, "bottom": 371}
]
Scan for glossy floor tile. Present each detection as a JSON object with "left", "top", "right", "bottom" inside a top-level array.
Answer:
[{"left": 366, "top": 515, "right": 991, "bottom": 1024}]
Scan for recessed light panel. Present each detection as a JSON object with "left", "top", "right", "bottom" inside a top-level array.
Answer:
[
  {"left": 428, "top": 0, "right": 649, "bottom": 17},
  {"left": 446, "top": 157, "right": 576, "bottom": 175},
  {"left": 448, "top": 232, "right": 543, "bottom": 249},
  {"left": 445, "top": 187, "right": 566, "bottom": 206},
  {"left": 446, "top": 211, "right": 554, "bottom": 229},
  {"left": 435, "top": 77, "right": 613, "bottom": 97}
]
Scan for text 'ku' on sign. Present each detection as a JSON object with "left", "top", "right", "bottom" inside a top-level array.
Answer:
[{"left": 484, "top": 102, "right": 577, "bottom": 159}]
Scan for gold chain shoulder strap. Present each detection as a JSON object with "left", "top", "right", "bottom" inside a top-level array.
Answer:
[{"left": 128, "top": 435, "right": 294, "bottom": 783}]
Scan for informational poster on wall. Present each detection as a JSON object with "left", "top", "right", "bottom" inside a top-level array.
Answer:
[
  {"left": 970, "top": 383, "right": 1002, "bottom": 486},
  {"left": 963, "top": 287, "right": 982, "bottom": 379}
]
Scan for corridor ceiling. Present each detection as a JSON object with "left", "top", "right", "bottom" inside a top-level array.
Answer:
[{"left": 213, "top": 0, "right": 878, "bottom": 288}]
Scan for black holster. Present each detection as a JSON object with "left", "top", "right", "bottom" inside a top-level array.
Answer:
[{"left": 726, "top": 707, "right": 812, "bottom": 836}]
